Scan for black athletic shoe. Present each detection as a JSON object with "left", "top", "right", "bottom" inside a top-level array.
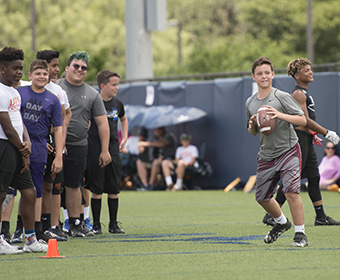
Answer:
[
  {"left": 108, "top": 221, "right": 125, "bottom": 234},
  {"left": 264, "top": 219, "right": 291, "bottom": 244},
  {"left": 36, "top": 230, "right": 52, "bottom": 243},
  {"left": 80, "top": 220, "right": 95, "bottom": 237},
  {"left": 92, "top": 222, "right": 102, "bottom": 235},
  {"left": 290, "top": 232, "right": 308, "bottom": 247},
  {"left": 262, "top": 213, "right": 276, "bottom": 227},
  {"left": 11, "top": 229, "right": 23, "bottom": 244},
  {"left": 45, "top": 227, "right": 68, "bottom": 241},
  {"left": 315, "top": 215, "right": 340, "bottom": 226},
  {"left": 1, "top": 232, "right": 11, "bottom": 244},
  {"left": 68, "top": 224, "right": 85, "bottom": 237}
]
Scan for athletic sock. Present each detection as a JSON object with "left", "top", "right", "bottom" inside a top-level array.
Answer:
[
  {"left": 62, "top": 208, "right": 69, "bottom": 220},
  {"left": 69, "top": 217, "right": 79, "bottom": 226},
  {"left": 16, "top": 215, "right": 24, "bottom": 231},
  {"left": 80, "top": 213, "right": 84, "bottom": 221},
  {"left": 25, "top": 229, "right": 35, "bottom": 239},
  {"left": 175, "top": 179, "right": 183, "bottom": 189},
  {"left": 84, "top": 206, "right": 90, "bottom": 220},
  {"left": 108, "top": 198, "right": 119, "bottom": 224},
  {"left": 273, "top": 213, "right": 287, "bottom": 225},
  {"left": 35, "top": 221, "right": 42, "bottom": 233},
  {"left": 91, "top": 198, "right": 102, "bottom": 224},
  {"left": 1, "top": 221, "right": 9, "bottom": 234},
  {"left": 314, "top": 205, "right": 326, "bottom": 219},
  {"left": 41, "top": 213, "right": 51, "bottom": 231},
  {"left": 165, "top": 176, "right": 173, "bottom": 186},
  {"left": 294, "top": 225, "right": 305, "bottom": 234}
]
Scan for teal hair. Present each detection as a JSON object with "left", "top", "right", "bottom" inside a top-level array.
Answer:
[{"left": 67, "top": 51, "right": 90, "bottom": 66}]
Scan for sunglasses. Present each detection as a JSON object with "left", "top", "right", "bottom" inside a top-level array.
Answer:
[
  {"left": 71, "top": 64, "right": 88, "bottom": 71},
  {"left": 325, "top": 147, "right": 335, "bottom": 150}
]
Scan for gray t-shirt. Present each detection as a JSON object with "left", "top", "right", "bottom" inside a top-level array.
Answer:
[
  {"left": 245, "top": 88, "right": 304, "bottom": 161},
  {"left": 57, "top": 78, "right": 106, "bottom": 146}
]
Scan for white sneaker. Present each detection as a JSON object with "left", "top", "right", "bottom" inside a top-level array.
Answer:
[
  {"left": 173, "top": 184, "right": 183, "bottom": 191},
  {"left": 0, "top": 235, "right": 23, "bottom": 255},
  {"left": 23, "top": 235, "right": 48, "bottom": 253}
]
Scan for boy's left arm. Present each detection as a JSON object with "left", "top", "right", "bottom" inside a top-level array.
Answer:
[
  {"left": 51, "top": 126, "right": 63, "bottom": 175},
  {"left": 265, "top": 106, "right": 307, "bottom": 127},
  {"left": 119, "top": 115, "right": 128, "bottom": 153}
]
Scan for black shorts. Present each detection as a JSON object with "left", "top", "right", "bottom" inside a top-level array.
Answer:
[
  {"left": 86, "top": 153, "right": 121, "bottom": 195},
  {"left": 0, "top": 139, "right": 34, "bottom": 192},
  {"left": 44, "top": 153, "right": 64, "bottom": 194},
  {"left": 63, "top": 145, "right": 87, "bottom": 189},
  {"left": 296, "top": 129, "right": 319, "bottom": 179}
]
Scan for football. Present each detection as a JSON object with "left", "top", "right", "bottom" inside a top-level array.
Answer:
[{"left": 256, "top": 105, "right": 275, "bottom": 136}]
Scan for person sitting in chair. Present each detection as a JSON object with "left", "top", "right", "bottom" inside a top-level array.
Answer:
[{"left": 162, "top": 133, "right": 199, "bottom": 191}]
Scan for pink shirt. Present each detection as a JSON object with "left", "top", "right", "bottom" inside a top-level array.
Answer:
[{"left": 318, "top": 155, "right": 340, "bottom": 186}]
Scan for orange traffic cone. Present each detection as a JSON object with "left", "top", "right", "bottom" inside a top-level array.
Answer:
[{"left": 40, "top": 239, "right": 65, "bottom": 258}]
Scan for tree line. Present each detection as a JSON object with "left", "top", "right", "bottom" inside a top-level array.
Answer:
[{"left": 0, "top": 0, "right": 339, "bottom": 82}]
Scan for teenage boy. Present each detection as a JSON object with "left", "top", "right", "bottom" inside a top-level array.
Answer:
[
  {"left": 57, "top": 51, "right": 111, "bottom": 237},
  {"left": 246, "top": 56, "right": 308, "bottom": 247},
  {"left": 37, "top": 50, "right": 71, "bottom": 240},
  {"left": 87, "top": 70, "right": 128, "bottom": 234},
  {"left": 162, "top": 133, "right": 199, "bottom": 191},
  {"left": 0, "top": 46, "right": 47, "bottom": 254},
  {"left": 11, "top": 50, "right": 71, "bottom": 243},
  {"left": 262, "top": 58, "right": 340, "bottom": 226},
  {"left": 18, "top": 59, "right": 64, "bottom": 242}
]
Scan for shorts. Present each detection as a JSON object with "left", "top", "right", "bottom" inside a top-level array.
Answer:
[
  {"left": 0, "top": 139, "right": 34, "bottom": 192},
  {"left": 255, "top": 143, "right": 301, "bottom": 201},
  {"left": 44, "top": 152, "right": 64, "bottom": 195},
  {"left": 295, "top": 129, "right": 319, "bottom": 179},
  {"left": 30, "top": 162, "right": 46, "bottom": 198},
  {"left": 86, "top": 153, "right": 121, "bottom": 195},
  {"left": 63, "top": 145, "right": 87, "bottom": 189}
]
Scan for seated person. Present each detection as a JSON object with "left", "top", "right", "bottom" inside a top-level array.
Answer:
[
  {"left": 318, "top": 141, "right": 340, "bottom": 190},
  {"left": 162, "top": 133, "right": 199, "bottom": 191},
  {"left": 137, "top": 127, "right": 177, "bottom": 190}
]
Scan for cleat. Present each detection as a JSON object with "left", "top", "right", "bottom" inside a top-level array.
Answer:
[
  {"left": 63, "top": 219, "right": 69, "bottom": 233},
  {"left": 11, "top": 229, "right": 24, "bottom": 244},
  {"left": 290, "top": 232, "right": 308, "bottom": 247},
  {"left": 166, "top": 183, "right": 174, "bottom": 191},
  {"left": 85, "top": 217, "right": 93, "bottom": 231},
  {"left": 92, "top": 222, "right": 102, "bottom": 235},
  {"left": 44, "top": 228, "right": 68, "bottom": 241},
  {"left": 315, "top": 215, "right": 340, "bottom": 226},
  {"left": 80, "top": 220, "right": 94, "bottom": 237},
  {"left": 262, "top": 213, "right": 276, "bottom": 227},
  {"left": 23, "top": 235, "right": 48, "bottom": 253},
  {"left": 68, "top": 223, "right": 85, "bottom": 238},
  {"left": 109, "top": 221, "right": 125, "bottom": 234},
  {"left": 36, "top": 230, "right": 52, "bottom": 243},
  {"left": 264, "top": 219, "right": 291, "bottom": 244},
  {"left": 0, "top": 235, "right": 23, "bottom": 255},
  {"left": 1, "top": 232, "right": 11, "bottom": 244}
]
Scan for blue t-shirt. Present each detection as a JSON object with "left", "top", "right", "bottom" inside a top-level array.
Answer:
[{"left": 18, "top": 86, "right": 62, "bottom": 163}]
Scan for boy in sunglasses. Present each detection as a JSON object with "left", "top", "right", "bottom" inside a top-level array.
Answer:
[{"left": 57, "top": 51, "right": 111, "bottom": 237}]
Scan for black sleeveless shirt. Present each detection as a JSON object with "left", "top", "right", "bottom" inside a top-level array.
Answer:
[{"left": 292, "top": 85, "right": 316, "bottom": 121}]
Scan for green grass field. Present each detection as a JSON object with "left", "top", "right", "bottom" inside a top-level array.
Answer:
[{"left": 1, "top": 190, "right": 340, "bottom": 280}]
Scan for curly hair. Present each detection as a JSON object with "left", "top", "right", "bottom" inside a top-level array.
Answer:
[
  {"left": 287, "top": 58, "right": 311, "bottom": 78},
  {"left": 0, "top": 46, "right": 24, "bottom": 65}
]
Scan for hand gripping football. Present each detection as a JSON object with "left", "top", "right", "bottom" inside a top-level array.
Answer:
[{"left": 256, "top": 105, "right": 275, "bottom": 136}]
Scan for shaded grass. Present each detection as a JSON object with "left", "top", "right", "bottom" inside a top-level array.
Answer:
[{"left": 1, "top": 190, "right": 340, "bottom": 280}]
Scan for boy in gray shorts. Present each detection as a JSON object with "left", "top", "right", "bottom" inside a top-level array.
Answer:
[{"left": 246, "top": 56, "right": 308, "bottom": 247}]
